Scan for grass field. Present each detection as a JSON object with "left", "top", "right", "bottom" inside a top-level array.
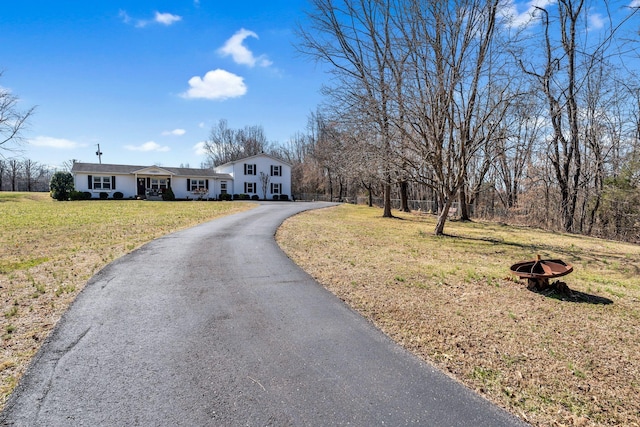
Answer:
[
  {"left": 2, "top": 194, "right": 639, "bottom": 426},
  {"left": 277, "top": 204, "right": 640, "bottom": 427},
  {"left": 0, "top": 192, "right": 254, "bottom": 407}
]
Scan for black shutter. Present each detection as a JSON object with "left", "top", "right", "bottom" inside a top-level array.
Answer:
[
  {"left": 146, "top": 177, "right": 150, "bottom": 188},
  {"left": 88, "top": 175, "right": 92, "bottom": 189},
  {"left": 205, "top": 179, "right": 209, "bottom": 189},
  {"left": 253, "top": 164, "right": 257, "bottom": 175},
  {"left": 167, "top": 178, "right": 171, "bottom": 188},
  {"left": 187, "top": 179, "right": 191, "bottom": 191},
  {"left": 244, "top": 164, "right": 247, "bottom": 175},
  {"left": 270, "top": 165, "right": 273, "bottom": 176},
  {"left": 112, "top": 176, "right": 116, "bottom": 190}
]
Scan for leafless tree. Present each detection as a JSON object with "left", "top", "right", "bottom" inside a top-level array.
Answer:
[
  {"left": 62, "top": 159, "right": 79, "bottom": 172},
  {"left": 494, "top": 92, "right": 543, "bottom": 212},
  {"left": 517, "top": 0, "right": 639, "bottom": 232},
  {"left": 392, "top": 0, "right": 508, "bottom": 234},
  {"left": 0, "top": 159, "right": 5, "bottom": 190},
  {"left": 8, "top": 158, "right": 20, "bottom": 191},
  {"left": 298, "top": 0, "right": 404, "bottom": 217},
  {"left": 259, "top": 171, "right": 270, "bottom": 200},
  {"left": 22, "top": 158, "right": 38, "bottom": 191},
  {"left": 0, "top": 71, "right": 35, "bottom": 155},
  {"left": 203, "top": 119, "right": 273, "bottom": 167}
]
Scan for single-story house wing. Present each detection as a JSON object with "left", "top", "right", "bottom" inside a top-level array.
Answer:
[{"left": 71, "top": 153, "right": 292, "bottom": 200}]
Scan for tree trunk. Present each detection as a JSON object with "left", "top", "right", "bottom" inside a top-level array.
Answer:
[
  {"left": 383, "top": 179, "right": 393, "bottom": 218},
  {"left": 435, "top": 194, "right": 453, "bottom": 235},
  {"left": 399, "top": 180, "right": 410, "bottom": 212},
  {"left": 362, "top": 179, "right": 374, "bottom": 207},
  {"left": 459, "top": 185, "right": 470, "bottom": 221}
]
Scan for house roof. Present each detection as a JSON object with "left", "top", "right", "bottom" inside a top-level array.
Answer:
[
  {"left": 71, "top": 162, "right": 232, "bottom": 179},
  {"left": 216, "top": 153, "right": 292, "bottom": 169}
]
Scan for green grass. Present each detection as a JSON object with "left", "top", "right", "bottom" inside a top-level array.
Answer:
[{"left": 0, "top": 192, "right": 254, "bottom": 407}]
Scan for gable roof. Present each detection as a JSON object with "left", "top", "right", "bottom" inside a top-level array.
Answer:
[
  {"left": 216, "top": 153, "right": 292, "bottom": 169},
  {"left": 71, "top": 162, "right": 232, "bottom": 179}
]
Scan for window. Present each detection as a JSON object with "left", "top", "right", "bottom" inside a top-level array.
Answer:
[
  {"left": 271, "top": 183, "right": 281, "bottom": 194},
  {"left": 220, "top": 181, "right": 228, "bottom": 194},
  {"left": 244, "top": 163, "right": 256, "bottom": 175},
  {"left": 244, "top": 182, "right": 256, "bottom": 193},
  {"left": 93, "top": 176, "right": 112, "bottom": 190},
  {"left": 271, "top": 165, "right": 281, "bottom": 176},
  {"left": 190, "top": 179, "right": 207, "bottom": 191},
  {"left": 151, "top": 178, "right": 168, "bottom": 190}
]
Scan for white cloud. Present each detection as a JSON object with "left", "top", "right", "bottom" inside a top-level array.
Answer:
[
  {"left": 218, "top": 28, "right": 273, "bottom": 68},
  {"left": 500, "top": 0, "right": 554, "bottom": 28},
  {"left": 124, "top": 141, "right": 170, "bottom": 152},
  {"left": 155, "top": 12, "right": 182, "bottom": 26},
  {"left": 588, "top": 13, "right": 605, "bottom": 31},
  {"left": 119, "top": 10, "right": 132, "bottom": 25},
  {"left": 120, "top": 10, "right": 182, "bottom": 28},
  {"left": 30, "top": 136, "right": 83, "bottom": 149},
  {"left": 630, "top": 0, "right": 640, "bottom": 7},
  {"left": 162, "top": 128, "right": 186, "bottom": 136},
  {"left": 181, "top": 69, "right": 247, "bottom": 100},
  {"left": 193, "top": 141, "right": 208, "bottom": 156}
]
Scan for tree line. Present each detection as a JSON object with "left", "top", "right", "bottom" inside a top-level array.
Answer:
[
  {"left": 0, "top": 158, "right": 53, "bottom": 192},
  {"left": 283, "top": 0, "right": 640, "bottom": 242}
]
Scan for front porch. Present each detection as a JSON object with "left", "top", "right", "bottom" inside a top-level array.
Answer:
[{"left": 134, "top": 167, "right": 174, "bottom": 200}]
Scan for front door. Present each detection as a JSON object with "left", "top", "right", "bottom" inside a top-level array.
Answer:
[{"left": 137, "top": 178, "right": 146, "bottom": 197}]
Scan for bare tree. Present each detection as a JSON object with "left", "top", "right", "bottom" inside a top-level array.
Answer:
[
  {"left": 0, "top": 72, "right": 35, "bottom": 154},
  {"left": 516, "top": 1, "right": 640, "bottom": 232},
  {"left": 393, "top": 0, "right": 508, "bottom": 234},
  {"left": 259, "top": 171, "right": 270, "bottom": 200},
  {"left": 203, "top": 119, "right": 273, "bottom": 167},
  {"left": 22, "top": 158, "right": 38, "bottom": 191},
  {"left": 8, "top": 158, "right": 20, "bottom": 191},
  {"left": 61, "top": 159, "right": 79, "bottom": 172},
  {"left": 0, "top": 159, "right": 5, "bottom": 190},
  {"left": 298, "top": 0, "right": 402, "bottom": 217},
  {"left": 494, "top": 92, "right": 543, "bottom": 211}
]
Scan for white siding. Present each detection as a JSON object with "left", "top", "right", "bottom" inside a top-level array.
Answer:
[
  {"left": 74, "top": 173, "right": 136, "bottom": 199},
  {"left": 220, "top": 155, "right": 291, "bottom": 199}
]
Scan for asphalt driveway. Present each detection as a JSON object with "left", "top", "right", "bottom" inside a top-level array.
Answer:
[{"left": 1, "top": 202, "right": 527, "bottom": 426}]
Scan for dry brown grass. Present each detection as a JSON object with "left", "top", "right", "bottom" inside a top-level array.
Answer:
[
  {"left": 0, "top": 193, "right": 254, "bottom": 408},
  {"left": 276, "top": 204, "right": 640, "bottom": 427}
]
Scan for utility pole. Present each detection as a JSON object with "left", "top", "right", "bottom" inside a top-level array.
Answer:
[{"left": 96, "top": 144, "right": 103, "bottom": 164}]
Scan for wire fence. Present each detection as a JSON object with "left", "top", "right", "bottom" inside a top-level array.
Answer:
[{"left": 293, "top": 193, "right": 472, "bottom": 217}]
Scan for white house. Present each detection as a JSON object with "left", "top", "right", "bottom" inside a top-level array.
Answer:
[
  {"left": 214, "top": 153, "right": 292, "bottom": 199},
  {"left": 70, "top": 153, "right": 292, "bottom": 200}
]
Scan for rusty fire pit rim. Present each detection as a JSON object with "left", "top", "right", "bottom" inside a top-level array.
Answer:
[{"left": 509, "top": 255, "right": 573, "bottom": 280}]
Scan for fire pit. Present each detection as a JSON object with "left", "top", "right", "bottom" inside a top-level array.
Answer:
[{"left": 510, "top": 255, "right": 573, "bottom": 290}]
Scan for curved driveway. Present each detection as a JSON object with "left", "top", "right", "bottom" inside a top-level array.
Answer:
[{"left": 1, "top": 202, "right": 527, "bottom": 426}]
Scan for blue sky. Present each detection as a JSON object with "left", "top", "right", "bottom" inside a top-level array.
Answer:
[
  {"left": 1, "top": 1, "right": 638, "bottom": 170},
  {"left": 0, "top": 0, "right": 326, "bottom": 169}
]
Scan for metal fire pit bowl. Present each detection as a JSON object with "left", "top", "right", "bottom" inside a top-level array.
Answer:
[{"left": 510, "top": 255, "right": 573, "bottom": 290}]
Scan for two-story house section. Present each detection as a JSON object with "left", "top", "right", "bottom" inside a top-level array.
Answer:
[{"left": 214, "top": 153, "right": 292, "bottom": 200}]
